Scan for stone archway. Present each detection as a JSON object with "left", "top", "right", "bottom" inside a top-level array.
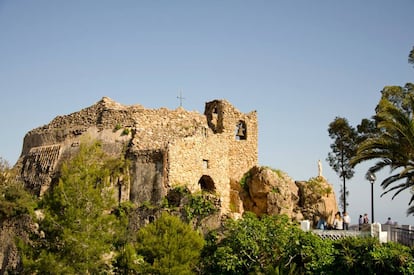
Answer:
[{"left": 198, "top": 175, "right": 216, "bottom": 193}]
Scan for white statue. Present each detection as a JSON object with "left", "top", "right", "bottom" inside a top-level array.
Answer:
[{"left": 318, "top": 160, "right": 323, "bottom": 178}]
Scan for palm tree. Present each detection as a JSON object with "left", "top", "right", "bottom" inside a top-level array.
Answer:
[{"left": 351, "top": 94, "right": 414, "bottom": 215}]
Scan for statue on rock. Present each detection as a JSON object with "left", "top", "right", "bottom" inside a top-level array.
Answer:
[{"left": 318, "top": 160, "right": 323, "bottom": 178}]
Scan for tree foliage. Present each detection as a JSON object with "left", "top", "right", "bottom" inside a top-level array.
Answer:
[
  {"left": 409, "top": 46, "right": 414, "bottom": 66},
  {"left": 2, "top": 142, "right": 413, "bottom": 274},
  {"left": 130, "top": 212, "right": 205, "bottom": 275},
  {"left": 327, "top": 117, "right": 358, "bottom": 212},
  {"left": 331, "top": 237, "right": 414, "bottom": 275},
  {"left": 200, "top": 212, "right": 334, "bottom": 274},
  {"left": 351, "top": 48, "right": 414, "bottom": 215},
  {"left": 19, "top": 141, "right": 126, "bottom": 274},
  {"left": 351, "top": 86, "right": 414, "bottom": 215},
  {"left": 201, "top": 212, "right": 413, "bottom": 274},
  {"left": 0, "top": 157, "right": 37, "bottom": 221}
]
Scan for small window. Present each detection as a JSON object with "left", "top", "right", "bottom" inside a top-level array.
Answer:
[{"left": 203, "top": 159, "right": 209, "bottom": 169}]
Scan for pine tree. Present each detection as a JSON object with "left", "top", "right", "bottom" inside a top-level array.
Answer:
[
  {"left": 133, "top": 212, "right": 204, "bottom": 275},
  {"left": 20, "top": 141, "right": 125, "bottom": 274},
  {"left": 327, "top": 117, "right": 358, "bottom": 213}
]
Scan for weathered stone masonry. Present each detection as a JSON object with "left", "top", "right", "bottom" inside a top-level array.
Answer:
[{"left": 17, "top": 97, "right": 258, "bottom": 214}]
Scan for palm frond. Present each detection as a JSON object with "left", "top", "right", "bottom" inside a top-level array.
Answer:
[
  {"left": 406, "top": 204, "right": 414, "bottom": 216},
  {"left": 408, "top": 194, "right": 414, "bottom": 206},
  {"left": 352, "top": 93, "right": 414, "bottom": 215},
  {"left": 380, "top": 173, "right": 404, "bottom": 190},
  {"left": 381, "top": 181, "right": 412, "bottom": 199},
  {"left": 369, "top": 159, "right": 392, "bottom": 174}
]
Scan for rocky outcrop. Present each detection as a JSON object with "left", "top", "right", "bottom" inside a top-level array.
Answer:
[
  {"left": 234, "top": 166, "right": 338, "bottom": 225},
  {"left": 295, "top": 178, "right": 339, "bottom": 225}
]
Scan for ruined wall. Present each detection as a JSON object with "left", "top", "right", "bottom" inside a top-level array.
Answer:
[
  {"left": 167, "top": 134, "right": 231, "bottom": 212},
  {"left": 17, "top": 97, "right": 258, "bottom": 214},
  {"left": 205, "top": 100, "right": 258, "bottom": 181},
  {"left": 129, "top": 149, "right": 165, "bottom": 205},
  {"left": 164, "top": 100, "right": 258, "bottom": 212}
]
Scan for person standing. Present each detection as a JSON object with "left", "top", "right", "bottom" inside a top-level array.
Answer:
[
  {"left": 363, "top": 213, "right": 369, "bottom": 224},
  {"left": 358, "top": 214, "right": 363, "bottom": 230},
  {"left": 343, "top": 212, "right": 351, "bottom": 230},
  {"left": 333, "top": 212, "right": 343, "bottom": 230}
]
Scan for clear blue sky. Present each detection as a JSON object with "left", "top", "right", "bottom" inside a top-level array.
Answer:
[{"left": 1, "top": 1, "right": 413, "bottom": 225}]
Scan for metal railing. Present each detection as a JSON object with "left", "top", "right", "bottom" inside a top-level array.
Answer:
[
  {"left": 309, "top": 223, "right": 414, "bottom": 247},
  {"left": 381, "top": 224, "right": 414, "bottom": 247}
]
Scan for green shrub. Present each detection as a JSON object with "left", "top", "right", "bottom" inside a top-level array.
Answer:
[
  {"left": 0, "top": 180, "right": 37, "bottom": 220},
  {"left": 329, "top": 237, "right": 414, "bottom": 275},
  {"left": 135, "top": 212, "right": 205, "bottom": 274},
  {"left": 184, "top": 193, "right": 218, "bottom": 220},
  {"left": 200, "top": 213, "right": 309, "bottom": 274}
]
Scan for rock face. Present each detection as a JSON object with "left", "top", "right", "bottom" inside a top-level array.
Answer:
[
  {"left": 234, "top": 166, "right": 338, "bottom": 224},
  {"left": 295, "top": 178, "right": 339, "bottom": 225}
]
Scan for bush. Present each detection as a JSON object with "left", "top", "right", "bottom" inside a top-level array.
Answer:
[
  {"left": 184, "top": 193, "right": 218, "bottom": 220},
  {"left": 200, "top": 213, "right": 326, "bottom": 274},
  {"left": 134, "top": 212, "right": 205, "bottom": 274},
  {"left": 329, "top": 237, "right": 414, "bottom": 275}
]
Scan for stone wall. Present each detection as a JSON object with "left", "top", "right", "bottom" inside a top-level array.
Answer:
[
  {"left": 129, "top": 149, "right": 166, "bottom": 205},
  {"left": 16, "top": 97, "right": 258, "bottom": 214}
]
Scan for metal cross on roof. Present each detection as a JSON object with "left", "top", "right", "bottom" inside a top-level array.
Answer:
[{"left": 177, "top": 90, "right": 185, "bottom": 107}]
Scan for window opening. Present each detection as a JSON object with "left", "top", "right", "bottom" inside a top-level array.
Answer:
[
  {"left": 203, "top": 159, "right": 209, "bottom": 169},
  {"left": 235, "top": 121, "right": 247, "bottom": 140}
]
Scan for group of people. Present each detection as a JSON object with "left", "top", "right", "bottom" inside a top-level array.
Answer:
[
  {"left": 332, "top": 211, "right": 351, "bottom": 230},
  {"left": 358, "top": 213, "right": 370, "bottom": 230},
  {"left": 317, "top": 212, "right": 397, "bottom": 230},
  {"left": 316, "top": 211, "right": 351, "bottom": 230}
]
